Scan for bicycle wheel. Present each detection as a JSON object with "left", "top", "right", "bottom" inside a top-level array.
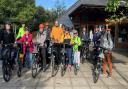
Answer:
[
  {"left": 2, "top": 60, "right": 11, "bottom": 82},
  {"left": 61, "top": 56, "right": 66, "bottom": 77},
  {"left": 51, "top": 54, "right": 55, "bottom": 77},
  {"left": 32, "top": 54, "right": 39, "bottom": 78},
  {"left": 86, "top": 48, "right": 90, "bottom": 61},
  {"left": 81, "top": 49, "right": 86, "bottom": 64},
  {"left": 93, "top": 66, "right": 100, "bottom": 83},
  {"left": 17, "top": 60, "right": 22, "bottom": 77},
  {"left": 74, "top": 64, "right": 78, "bottom": 75}
]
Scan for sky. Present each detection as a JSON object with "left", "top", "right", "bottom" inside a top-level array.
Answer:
[{"left": 35, "top": 0, "right": 77, "bottom": 10}]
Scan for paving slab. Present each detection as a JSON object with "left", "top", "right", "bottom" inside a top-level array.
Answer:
[
  {"left": 38, "top": 77, "right": 55, "bottom": 87},
  {"left": 102, "top": 78, "right": 120, "bottom": 86},
  {"left": 55, "top": 78, "right": 71, "bottom": 87},
  {"left": 108, "top": 85, "right": 127, "bottom": 89},
  {"left": 90, "top": 86, "right": 108, "bottom": 89},
  {"left": 55, "top": 86, "right": 72, "bottom": 89},
  {"left": 36, "top": 87, "right": 54, "bottom": 89},
  {"left": 73, "top": 86, "right": 90, "bottom": 89},
  {"left": 71, "top": 78, "right": 88, "bottom": 86},
  {"left": 86, "top": 77, "right": 105, "bottom": 86}
]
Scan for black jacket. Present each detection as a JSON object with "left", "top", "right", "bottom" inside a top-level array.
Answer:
[
  {"left": 80, "top": 32, "right": 89, "bottom": 41},
  {"left": 44, "top": 28, "right": 51, "bottom": 40},
  {"left": 1, "top": 30, "right": 15, "bottom": 44},
  {"left": 0, "top": 29, "right": 3, "bottom": 43}
]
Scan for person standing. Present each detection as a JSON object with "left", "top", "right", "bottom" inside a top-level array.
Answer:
[
  {"left": 63, "top": 28, "right": 72, "bottom": 69},
  {"left": 80, "top": 27, "right": 89, "bottom": 41},
  {"left": 17, "top": 27, "right": 33, "bottom": 68},
  {"left": 36, "top": 23, "right": 47, "bottom": 71},
  {"left": 50, "top": 21, "right": 64, "bottom": 65},
  {"left": 100, "top": 26, "right": 114, "bottom": 78},
  {"left": 0, "top": 21, "right": 15, "bottom": 68},
  {"left": 71, "top": 30, "right": 81, "bottom": 69},
  {"left": 93, "top": 26, "right": 101, "bottom": 46}
]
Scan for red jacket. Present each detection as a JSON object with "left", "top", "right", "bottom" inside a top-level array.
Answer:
[{"left": 18, "top": 33, "right": 33, "bottom": 54}]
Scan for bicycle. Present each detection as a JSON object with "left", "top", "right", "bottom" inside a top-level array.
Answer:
[
  {"left": 1, "top": 43, "right": 14, "bottom": 82},
  {"left": 16, "top": 42, "right": 32, "bottom": 77},
  {"left": 81, "top": 40, "right": 90, "bottom": 64},
  {"left": 49, "top": 42, "right": 59, "bottom": 77},
  {"left": 31, "top": 42, "right": 42, "bottom": 78},
  {"left": 60, "top": 43, "right": 68, "bottom": 77},
  {"left": 92, "top": 46, "right": 104, "bottom": 83},
  {"left": 15, "top": 42, "right": 24, "bottom": 77}
]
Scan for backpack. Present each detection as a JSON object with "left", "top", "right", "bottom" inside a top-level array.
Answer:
[{"left": 100, "top": 32, "right": 113, "bottom": 50}]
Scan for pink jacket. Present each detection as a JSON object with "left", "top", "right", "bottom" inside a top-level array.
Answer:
[{"left": 18, "top": 33, "right": 33, "bottom": 54}]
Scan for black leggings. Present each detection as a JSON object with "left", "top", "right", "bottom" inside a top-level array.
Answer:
[
  {"left": 39, "top": 47, "right": 46, "bottom": 68},
  {"left": 53, "top": 44, "right": 62, "bottom": 65}
]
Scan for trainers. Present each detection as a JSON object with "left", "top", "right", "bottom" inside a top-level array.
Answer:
[
  {"left": 68, "top": 65, "right": 72, "bottom": 71},
  {"left": 107, "top": 75, "right": 112, "bottom": 78}
]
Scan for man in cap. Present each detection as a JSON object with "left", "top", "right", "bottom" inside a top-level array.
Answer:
[{"left": 36, "top": 23, "right": 47, "bottom": 70}]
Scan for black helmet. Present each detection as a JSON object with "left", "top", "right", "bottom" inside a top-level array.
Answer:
[
  {"left": 20, "top": 21, "right": 25, "bottom": 24},
  {"left": 5, "top": 21, "right": 11, "bottom": 25}
]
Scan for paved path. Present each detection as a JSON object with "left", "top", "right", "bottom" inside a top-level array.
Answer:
[{"left": 0, "top": 61, "right": 127, "bottom": 89}]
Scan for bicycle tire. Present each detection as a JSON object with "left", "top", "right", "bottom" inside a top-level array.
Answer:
[
  {"left": 81, "top": 49, "right": 86, "bottom": 64},
  {"left": 74, "top": 64, "right": 78, "bottom": 75},
  {"left": 32, "top": 55, "right": 38, "bottom": 78},
  {"left": 93, "top": 67, "right": 100, "bottom": 83},
  {"left": 51, "top": 54, "right": 55, "bottom": 77},
  {"left": 61, "top": 55, "right": 66, "bottom": 77},
  {"left": 2, "top": 60, "right": 11, "bottom": 82},
  {"left": 17, "top": 61, "right": 22, "bottom": 77}
]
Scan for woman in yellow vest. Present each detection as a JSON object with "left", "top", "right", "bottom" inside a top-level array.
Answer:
[{"left": 63, "top": 28, "right": 73, "bottom": 70}]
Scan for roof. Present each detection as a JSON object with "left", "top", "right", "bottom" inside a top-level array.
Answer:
[{"left": 57, "top": 0, "right": 107, "bottom": 28}]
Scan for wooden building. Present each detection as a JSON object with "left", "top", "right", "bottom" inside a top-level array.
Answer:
[{"left": 58, "top": 0, "right": 128, "bottom": 48}]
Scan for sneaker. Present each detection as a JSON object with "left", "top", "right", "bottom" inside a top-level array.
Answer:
[
  {"left": 107, "top": 75, "right": 112, "bottom": 78},
  {"left": 68, "top": 65, "right": 72, "bottom": 71}
]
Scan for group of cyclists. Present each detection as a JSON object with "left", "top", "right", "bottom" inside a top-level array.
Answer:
[{"left": 0, "top": 20, "right": 114, "bottom": 81}]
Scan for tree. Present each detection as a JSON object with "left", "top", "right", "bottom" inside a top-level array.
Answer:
[
  {"left": 0, "top": 0, "right": 37, "bottom": 23},
  {"left": 105, "top": 0, "right": 128, "bottom": 23},
  {"left": 54, "top": 0, "right": 66, "bottom": 18}
]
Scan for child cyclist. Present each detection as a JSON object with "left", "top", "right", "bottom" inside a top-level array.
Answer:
[
  {"left": 17, "top": 27, "right": 33, "bottom": 68},
  {"left": 71, "top": 30, "right": 81, "bottom": 69}
]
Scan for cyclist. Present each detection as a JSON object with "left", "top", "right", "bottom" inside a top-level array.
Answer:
[
  {"left": 16, "top": 21, "right": 25, "bottom": 40},
  {"left": 93, "top": 26, "right": 101, "bottom": 46},
  {"left": 100, "top": 24, "right": 113, "bottom": 78},
  {"left": 0, "top": 21, "right": 15, "bottom": 68},
  {"left": 17, "top": 27, "right": 33, "bottom": 68},
  {"left": 80, "top": 27, "right": 89, "bottom": 42},
  {"left": 50, "top": 21, "right": 64, "bottom": 66},
  {"left": 36, "top": 23, "right": 47, "bottom": 71},
  {"left": 80, "top": 27, "right": 90, "bottom": 58},
  {"left": 71, "top": 30, "right": 81, "bottom": 69},
  {"left": 63, "top": 28, "right": 72, "bottom": 70}
]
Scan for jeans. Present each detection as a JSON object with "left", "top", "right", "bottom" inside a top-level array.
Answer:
[
  {"left": 25, "top": 52, "right": 32, "bottom": 68},
  {"left": 65, "top": 48, "right": 72, "bottom": 65}
]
